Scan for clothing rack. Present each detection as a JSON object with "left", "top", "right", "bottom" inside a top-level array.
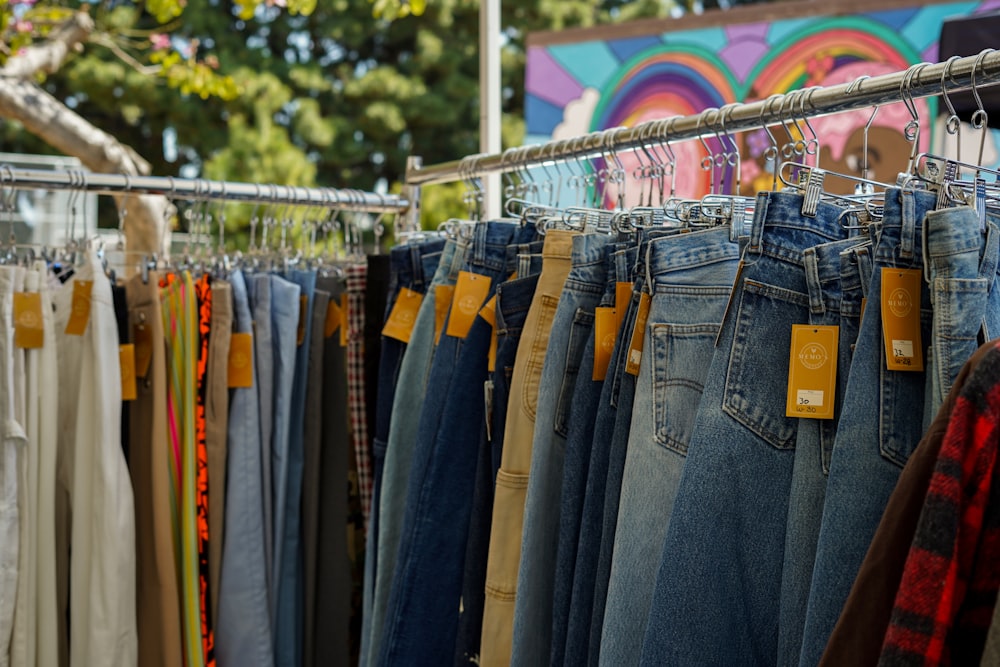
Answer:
[
  {"left": 0, "top": 166, "right": 410, "bottom": 214},
  {"left": 405, "top": 50, "right": 1000, "bottom": 187}
]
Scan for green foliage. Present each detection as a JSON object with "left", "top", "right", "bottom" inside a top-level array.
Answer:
[{"left": 0, "top": 0, "right": 694, "bottom": 244}]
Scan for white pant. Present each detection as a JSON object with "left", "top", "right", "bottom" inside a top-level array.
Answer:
[{"left": 53, "top": 251, "right": 137, "bottom": 667}]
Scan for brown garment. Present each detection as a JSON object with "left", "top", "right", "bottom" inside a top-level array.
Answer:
[
  {"left": 819, "top": 338, "right": 1000, "bottom": 667},
  {"left": 206, "top": 280, "right": 232, "bottom": 629},
  {"left": 127, "top": 272, "right": 184, "bottom": 667}
]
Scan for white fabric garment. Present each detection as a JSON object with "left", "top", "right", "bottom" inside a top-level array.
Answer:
[
  {"left": 11, "top": 263, "right": 59, "bottom": 667},
  {"left": 0, "top": 267, "right": 27, "bottom": 667},
  {"left": 53, "top": 251, "right": 137, "bottom": 667}
]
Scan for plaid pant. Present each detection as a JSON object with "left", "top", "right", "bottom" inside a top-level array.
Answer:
[{"left": 346, "top": 263, "right": 373, "bottom": 524}]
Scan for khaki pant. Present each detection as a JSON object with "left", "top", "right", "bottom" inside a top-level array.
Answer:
[
  {"left": 128, "top": 272, "right": 183, "bottom": 667},
  {"left": 480, "top": 230, "right": 576, "bottom": 667}
]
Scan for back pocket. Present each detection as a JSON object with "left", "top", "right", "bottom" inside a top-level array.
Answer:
[
  {"left": 522, "top": 294, "right": 559, "bottom": 421},
  {"left": 651, "top": 322, "right": 722, "bottom": 455}
]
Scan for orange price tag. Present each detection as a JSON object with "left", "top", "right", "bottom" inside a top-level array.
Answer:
[
  {"left": 325, "top": 298, "right": 342, "bottom": 338},
  {"left": 297, "top": 295, "right": 308, "bottom": 346},
  {"left": 64, "top": 280, "right": 93, "bottom": 336},
  {"left": 881, "top": 268, "right": 923, "bottom": 371},
  {"left": 785, "top": 324, "right": 839, "bottom": 419},
  {"left": 13, "top": 292, "right": 44, "bottom": 349},
  {"left": 446, "top": 271, "right": 492, "bottom": 340},
  {"left": 624, "top": 292, "right": 651, "bottom": 376},
  {"left": 382, "top": 287, "right": 424, "bottom": 344},
  {"left": 119, "top": 344, "right": 137, "bottom": 401},
  {"left": 593, "top": 307, "right": 617, "bottom": 381},
  {"left": 133, "top": 322, "right": 152, "bottom": 377},
  {"left": 615, "top": 282, "right": 631, "bottom": 333},
  {"left": 228, "top": 332, "right": 254, "bottom": 388},
  {"left": 340, "top": 294, "right": 349, "bottom": 347},
  {"left": 435, "top": 285, "right": 455, "bottom": 344}
]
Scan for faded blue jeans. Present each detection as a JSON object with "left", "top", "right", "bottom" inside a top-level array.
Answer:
[
  {"left": 640, "top": 191, "right": 850, "bottom": 666},
  {"left": 511, "top": 233, "right": 611, "bottom": 667},
  {"left": 798, "top": 188, "right": 939, "bottom": 667},
  {"left": 599, "top": 227, "right": 740, "bottom": 666}
]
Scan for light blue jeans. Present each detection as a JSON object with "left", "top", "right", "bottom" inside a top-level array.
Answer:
[
  {"left": 216, "top": 270, "right": 274, "bottom": 667},
  {"left": 247, "top": 274, "right": 275, "bottom": 595},
  {"left": 599, "top": 227, "right": 739, "bottom": 667},
  {"left": 511, "top": 233, "right": 611, "bottom": 667}
]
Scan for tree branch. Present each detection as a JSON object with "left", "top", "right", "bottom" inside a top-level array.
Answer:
[
  {"left": 0, "top": 77, "right": 168, "bottom": 253},
  {"left": 0, "top": 11, "right": 95, "bottom": 80}
]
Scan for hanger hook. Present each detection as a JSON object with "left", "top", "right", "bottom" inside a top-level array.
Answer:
[{"left": 971, "top": 49, "right": 994, "bottom": 169}]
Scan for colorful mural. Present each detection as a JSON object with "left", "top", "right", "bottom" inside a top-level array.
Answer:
[{"left": 526, "top": 1, "right": 1000, "bottom": 204}]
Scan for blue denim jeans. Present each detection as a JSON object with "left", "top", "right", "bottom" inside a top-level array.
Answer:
[
  {"left": 600, "top": 227, "right": 740, "bottom": 666},
  {"left": 266, "top": 274, "right": 300, "bottom": 664},
  {"left": 361, "top": 238, "right": 468, "bottom": 667},
  {"left": 511, "top": 233, "right": 611, "bottom": 666},
  {"left": 362, "top": 238, "right": 445, "bottom": 656},
  {"left": 247, "top": 274, "right": 275, "bottom": 595},
  {"left": 797, "top": 188, "right": 938, "bottom": 667},
  {"left": 587, "top": 252, "right": 647, "bottom": 667},
  {"left": 216, "top": 271, "right": 274, "bottom": 667},
  {"left": 454, "top": 246, "right": 544, "bottom": 667},
  {"left": 274, "top": 269, "right": 315, "bottom": 667},
  {"left": 549, "top": 243, "right": 626, "bottom": 667},
  {"left": 377, "top": 222, "right": 537, "bottom": 667},
  {"left": 454, "top": 254, "right": 544, "bottom": 667},
  {"left": 925, "top": 207, "right": 1000, "bottom": 415},
  {"left": 775, "top": 238, "right": 870, "bottom": 667},
  {"left": 639, "top": 191, "right": 850, "bottom": 666}
]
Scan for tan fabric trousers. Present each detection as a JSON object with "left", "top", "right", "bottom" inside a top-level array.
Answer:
[
  {"left": 480, "top": 230, "right": 577, "bottom": 667},
  {"left": 205, "top": 280, "right": 231, "bottom": 628},
  {"left": 128, "top": 273, "right": 183, "bottom": 667}
]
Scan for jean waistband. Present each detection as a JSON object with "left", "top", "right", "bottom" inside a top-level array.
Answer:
[
  {"left": 542, "top": 229, "right": 578, "bottom": 259},
  {"left": 229, "top": 270, "right": 253, "bottom": 328},
  {"left": 925, "top": 205, "right": 987, "bottom": 259},
  {"left": 748, "top": 190, "right": 851, "bottom": 264},
  {"left": 468, "top": 220, "right": 532, "bottom": 273},
  {"left": 393, "top": 238, "right": 446, "bottom": 292},
  {"left": 496, "top": 273, "right": 541, "bottom": 333},
  {"left": 431, "top": 237, "right": 471, "bottom": 285},
  {"left": 603, "top": 243, "right": 633, "bottom": 293},
  {"left": 803, "top": 237, "right": 867, "bottom": 316},
  {"left": 873, "top": 187, "right": 939, "bottom": 267},
  {"left": 646, "top": 226, "right": 740, "bottom": 282},
  {"left": 839, "top": 241, "right": 874, "bottom": 297},
  {"left": 571, "top": 233, "right": 613, "bottom": 267},
  {"left": 507, "top": 240, "right": 545, "bottom": 275}
]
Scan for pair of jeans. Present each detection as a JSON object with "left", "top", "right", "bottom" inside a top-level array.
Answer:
[
  {"left": 512, "top": 233, "right": 611, "bottom": 666},
  {"left": 481, "top": 229, "right": 578, "bottom": 667},
  {"left": 216, "top": 271, "right": 274, "bottom": 667},
  {"left": 0, "top": 268, "right": 20, "bottom": 667},
  {"left": 639, "top": 191, "right": 850, "bottom": 666},
  {"left": 455, "top": 255, "right": 544, "bottom": 667},
  {"left": 378, "top": 221, "right": 537, "bottom": 667},
  {"left": 798, "top": 188, "right": 939, "bottom": 667},
  {"left": 275, "top": 269, "right": 315, "bottom": 667},
  {"left": 362, "top": 238, "right": 445, "bottom": 661},
  {"left": 247, "top": 275, "right": 275, "bottom": 597},
  {"left": 559, "top": 244, "right": 639, "bottom": 667},
  {"left": 925, "top": 206, "right": 1000, "bottom": 416},
  {"left": 776, "top": 237, "right": 871, "bottom": 667},
  {"left": 362, "top": 237, "right": 468, "bottom": 667},
  {"left": 600, "top": 227, "right": 740, "bottom": 666}
]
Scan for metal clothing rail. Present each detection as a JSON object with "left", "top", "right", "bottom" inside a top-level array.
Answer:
[
  {"left": 0, "top": 166, "right": 410, "bottom": 214},
  {"left": 405, "top": 50, "right": 1000, "bottom": 187}
]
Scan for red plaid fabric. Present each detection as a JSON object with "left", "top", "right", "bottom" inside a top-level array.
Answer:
[
  {"left": 346, "top": 263, "right": 373, "bottom": 525},
  {"left": 879, "top": 340, "right": 1000, "bottom": 666}
]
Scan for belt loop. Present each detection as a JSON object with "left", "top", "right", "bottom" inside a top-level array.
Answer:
[
  {"left": 748, "top": 191, "right": 769, "bottom": 257},
  {"left": 856, "top": 245, "right": 874, "bottom": 300},
  {"left": 409, "top": 244, "right": 424, "bottom": 290},
  {"left": 980, "top": 220, "right": 1000, "bottom": 287},
  {"left": 472, "top": 220, "right": 488, "bottom": 267},
  {"left": 803, "top": 247, "right": 826, "bottom": 316},
  {"left": 900, "top": 189, "right": 916, "bottom": 261}
]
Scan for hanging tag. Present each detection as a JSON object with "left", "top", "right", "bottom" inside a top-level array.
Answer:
[
  {"left": 381, "top": 287, "right": 424, "bottom": 344},
  {"left": 297, "top": 295, "right": 308, "bottom": 346},
  {"left": 13, "top": 292, "right": 44, "bottom": 349},
  {"left": 325, "top": 298, "right": 343, "bottom": 338},
  {"left": 615, "top": 282, "right": 631, "bottom": 333},
  {"left": 594, "top": 307, "right": 617, "bottom": 381},
  {"left": 133, "top": 322, "right": 152, "bottom": 377},
  {"left": 479, "top": 295, "right": 498, "bottom": 371},
  {"left": 624, "top": 292, "right": 651, "bottom": 376},
  {"left": 785, "top": 325, "right": 839, "bottom": 419},
  {"left": 64, "top": 280, "right": 93, "bottom": 336},
  {"left": 228, "top": 332, "right": 254, "bottom": 388},
  {"left": 340, "top": 293, "right": 349, "bottom": 347},
  {"left": 446, "top": 271, "right": 492, "bottom": 339},
  {"left": 881, "top": 267, "right": 924, "bottom": 371},
  {"left": 434, "top": 285, "right": 455, "bottom": 345},
  {"left": 119, "top": 344, "right": 137, "bottom": 401}
]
